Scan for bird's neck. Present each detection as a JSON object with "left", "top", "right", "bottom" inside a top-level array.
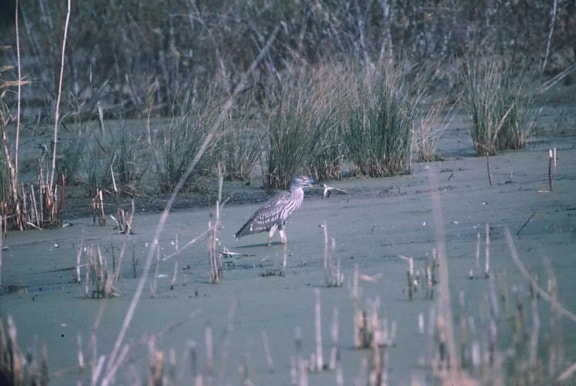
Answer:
[{"left": 291, "top": 187, "right": 304, "bottom": 200}]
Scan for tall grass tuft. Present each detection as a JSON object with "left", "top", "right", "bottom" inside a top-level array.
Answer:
[
  {"left": 264, "top": 65, "right": 342, "bottom": 188},
  {"left": 461, "top": 58, "right": 532, "bottom": 156},
  {"left": 412, "top": 97, "right": 453, "bottom": 162},
  {"left": 155, "top": 99, "right": 223, "bottom": 193},
  {"left": 219, "top": 100, "right": 263, "bottom": 181},
  {"left": 344, "top": 68, "right": 414, "bottom": 177}
]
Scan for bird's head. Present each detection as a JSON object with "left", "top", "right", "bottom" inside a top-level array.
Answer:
[{"left": 290, "top": 175, "right": 315, "bottom": 191}]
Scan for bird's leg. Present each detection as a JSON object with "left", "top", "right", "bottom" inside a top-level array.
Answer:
[
  {"left": 268, "top": 223, "right": 278, "bottom": 246},
  {"left": 279, "top": 228, "right": 287, "bottom": 244}
]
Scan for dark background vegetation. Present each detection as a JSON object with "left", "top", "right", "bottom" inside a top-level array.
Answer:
[{"left": 1, "top": 0, "right": 574, "bottom": 120}]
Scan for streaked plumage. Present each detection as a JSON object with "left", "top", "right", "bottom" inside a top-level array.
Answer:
[{"left": 235, "top": 175, "right": 314, "bottom": 245}]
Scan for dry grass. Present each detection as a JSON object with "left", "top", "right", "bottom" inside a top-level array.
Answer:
[
  {"left": 461, "top": 57, "right": 533, "bottom": 156},
  {"left": 344, "top": 67, "right": 416, "bottom": 177}
]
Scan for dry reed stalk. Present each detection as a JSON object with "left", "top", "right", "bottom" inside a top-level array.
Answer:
[
  {"left": 85, "top": 245, "right": 116, "bottom": 298},
  {"left": 170, "top": 234, "right": 180, "bottom": 290},
  {"left": 548, "top": 148, "right": 554, "bottom": 191},
  {"left": 209, "top": 167, "right": 224, "bottom": 283},
  {"left": 208, "top": 218, "right": 219, "bottom": 283},
  {"left": 92, "top": 189, "right": 106, "bottom": 226},
  {"left": 425, "top": 249, "right": 437, "bottom": 300},
  {"left": 486, "top": 154, "right": 493, "bottom": 186},
  {"left": 484, "top": 223, "right": 490, "bottom": 278},
  {"left": 132, "top": 242, "right": 138, "bottom": 279},
  {"left": 0, "top": 220, "right": 2, "bottom": 287},
  {"left": 261, "top": 330, "right": 275, "bottom": 372},
  {"left": 399, "top": 255, "right": 415, "bottom": 300},
  {"left": 282, "top": 244, "right": 288, "bottom": 274},
  {"left": 150, "top": 242, "right": 160, "bottom": 298},
  {"left": 458, "top": 291, "right": 468, "bottom": 369},
  {"left": 541, "top": 0, "right": 558, "bottom": 73},
  {"left": 48, "top": 0, "right": 71, "bottom": 193},
  {"left": 528, "top": 297, "right": 540, "bottom": 384},
  {"left": 7, "top": 316, "right": 23, "bottom": 386},
  {"left": 366, "top": 298, "right": 395, "bottom": 386},
  {"left": 291, "top": 327, "right": 309, "bottom": 386},
  {"left": 314, "top": 288, "right": 324, "bottom": 372},
  {"left": 329, "top": 307, "right": 339, "bottom": 372},
  {"left": 147, "top": 337, "right": 164, "bottom": 386},
  {"left": 352, "top": 264, "right": 364, "bottom": 348},
  {"left": 75, "top": 229, "right": 85, "bottom": 283},
  {"left": 322, "top": 222, "right": 343, "bottom": 287},
  {"left": 188, "top": 341, "right": 200, "bottom": 385},
  {"left": 474, "top": 231, "right": 481, "bottom": 278},
  {"left": 428, "top": 169, "right": 458, "bottom": 371},
  {"left": 205, "top": 324, "right": 214, "bottom": 384}
]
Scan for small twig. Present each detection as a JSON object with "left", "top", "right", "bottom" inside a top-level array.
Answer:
[{"left": 517, "top": 212, "right": 535, "bottom": 236}]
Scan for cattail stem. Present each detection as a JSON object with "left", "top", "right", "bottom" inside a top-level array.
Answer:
[
  {"left": 548, "top": 148, "right": 554, "bottom": 191},
  {"left": 484, "top": 223, "right": 490, "bottom": 278},
  {"left": 314, "top": 288, "right": 323, "bottom": 372}
]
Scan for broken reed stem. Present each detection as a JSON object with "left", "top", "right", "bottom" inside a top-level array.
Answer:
[
  {"left": 170, "top": 234, "right": 179, "bottom": 290},
  {"left": 428, "top": 169, "right": 458, "bottom": 371},
  {"left": 323, "top": 222, "right": 329, "bottom": 281},
  {"left": 261, "top": 330, "right": 275, "bottom": 372},
  {"left": 132, "top": 241, "right": 138, "bottom": 279},
  {"left": 205, "top": 324, "right": 214, "bottom": 382},
  {"left": 484, "top": 223, "right": 490, "bottom": 278},
  {"left": 92, "top": 189, "right": 106, "bottom": 226},
  {"left": 486, "top": 154, "right": 493, "bottom": 187},
  {"left": 150, "top": 241, "right": 160, "bottom": 297},
  {"left": 399, "top": 255, "right": 415, "bottom": 300},
  {"left": 0, "top": 218, "right": 3, "bottom": 287},
  {"left": 322, "top": 222, "right": 342, "bottom": 287},
  {"left": 548, "top": 148, "right": 554, "bottom": 191},
  {"left": 352, "top": 264, "right": 363, "bottom": 348},
  {"left": 282, "top": 244, "right": 288, "bottom": 274},
  {"left": 209, "top": 167, "right": 223, "bottom": 283},
  {"left": 208, "top": 218, "right": 219, "bottom": 283},
  {"left": 75, "top": 229, "right": 85, "bottom": 283},
  {"left": 407, "top": 256, "right": 414, "bottom": 300},
  {"left": 7, "top": 315, "right": 24, "bottom": 386},
  {"left": 475, "top": 231, "right": 480, "bottom": 273},
  {"left": 314, "top": 288, "right": 324, "bottom": 372},
  {"left": 329, "top": 308, "right": 339, "bottom": 371},
  {"left": 425, "top": 250, "right": 436, "bottom": 300},
  {"left": 292, "top": 327, "right": 308, "bottom": 386},
  {"left": 528, "top": 297, "right": 540, "bottom": 383},
  {"left": 147, "top": 337, "right": 163, "bottom": 386}
]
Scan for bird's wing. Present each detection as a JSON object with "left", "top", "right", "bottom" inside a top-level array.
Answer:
[{"left": 235, "top": 192, "right": 291, "bottom": 238}]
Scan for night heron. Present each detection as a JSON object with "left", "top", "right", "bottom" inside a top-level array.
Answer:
[{"left": 235, "top": 175, "right": 315, "bottom": 245}]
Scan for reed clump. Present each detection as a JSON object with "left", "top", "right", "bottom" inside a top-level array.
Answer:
[
  {"left": 461, "top": 58, "right": 533, "bottom": 156},
  {"left": 263, "top": 64, "right": 342, "bottom": 189},
  {"left": 344, "top": 68, "right": 415, "bottom": 177}
]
